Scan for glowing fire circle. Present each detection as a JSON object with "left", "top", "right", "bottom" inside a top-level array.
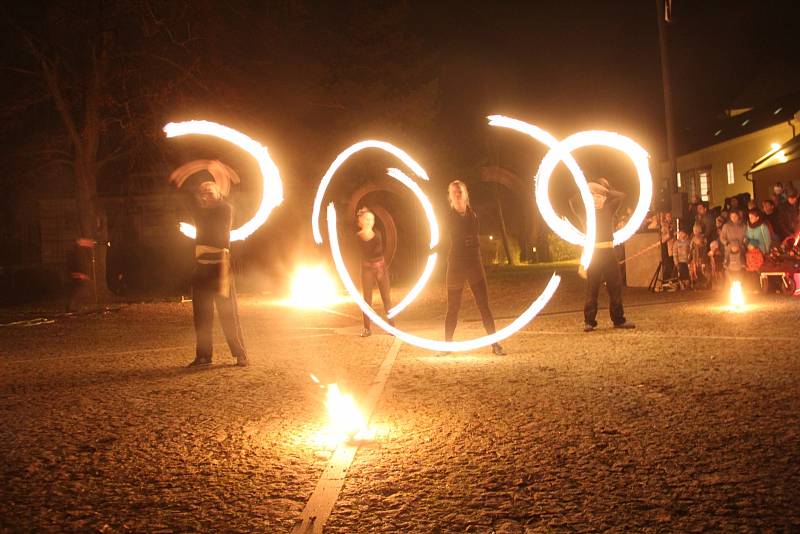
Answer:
[
  {"left": 310, "top": 142, "right": 438, "bottom": 320},
  {"left": 164, "top": 120, "right": 284, "bottom": 241},
  {"left": 312, "top": 141, "right": 563, "bottom": 353},
  {"left": 488, "top": 115, "right": 653, "bottom": 263},
  {"left": 313, "top": 120, "right": 652, "bottom": 353}
]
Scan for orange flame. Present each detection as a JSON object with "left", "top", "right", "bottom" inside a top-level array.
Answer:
[
  {"left": 309, "top": 374, "right": 372, "bottom": 448},
  {"left": 729, "top": 281, "right": 745, "bottom": 311}
]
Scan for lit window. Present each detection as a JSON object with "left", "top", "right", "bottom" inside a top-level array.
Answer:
[
  {"left": 726, "top": 162, "right": 734, "bottom": 184},
  {"left": 699, "top": 172, "right": 709, "bottom": 201},
  {"left": 676, "top": 172, "right": 681, "bottom": 188}
]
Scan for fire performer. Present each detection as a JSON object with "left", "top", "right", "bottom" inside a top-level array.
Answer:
[
  {"left": 355, "top": 206, "right": 394, "bottom": 337},
  {"left": 64, "top": 237, "right": 94, "bottom": 312},
  {"left": 442, "top": 180, "right": 506, "bottom": 355},
  {"left": 184, "top": 180, "right": 248, "bottom": 367},
  {"left": 571, "top": 178, "right": 635, "bottom": 332}
]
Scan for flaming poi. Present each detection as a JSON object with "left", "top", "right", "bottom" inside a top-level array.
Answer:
[
  {"left": 314, "top": 117, "right": 653, "bottom": 352},
  {"left": 164, "top": 120, "right": 284, "bottom": 241}
]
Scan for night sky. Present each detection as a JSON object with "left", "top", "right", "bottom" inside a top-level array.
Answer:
[{"left": 3, "top": 1, "right": 798, "bottom": 179}]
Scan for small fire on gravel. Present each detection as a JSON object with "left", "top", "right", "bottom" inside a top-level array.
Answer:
[
  {"left": 729, "top": 280, "right": 746, "bottom": 312},
  {"left": 310, "top": 374, "right": 373, "bottom": 448},
  {"left": 288, "top": 265, "right": 341, "bottom": 308}
]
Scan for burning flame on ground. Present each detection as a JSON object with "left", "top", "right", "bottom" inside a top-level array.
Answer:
[
  {"left": 288, "top": 265, "right": 342, "bottom": 308},
  {"left": 310, "top": 374, "right": 373, "bottom": 449},
  {"left": 729, "top": 280, "right": 746, "bottom": 311}
]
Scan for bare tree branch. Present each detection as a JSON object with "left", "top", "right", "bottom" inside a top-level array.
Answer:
[{"left": 20, "top": 33, "right": 84, "bottom": 156}]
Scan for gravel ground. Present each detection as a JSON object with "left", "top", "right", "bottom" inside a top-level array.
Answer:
[{"left": 1, "top": 267, "right": 799, "bottom": 532}]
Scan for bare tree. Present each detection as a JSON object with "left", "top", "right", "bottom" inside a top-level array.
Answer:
[{"left": 3, "top": 1, "right": 221, "bottom": 297}]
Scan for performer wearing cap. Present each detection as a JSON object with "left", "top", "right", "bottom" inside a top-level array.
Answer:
[
  {"left": 571, "top": 178, "right": 635, "bottom": 333},
  {"left": 184, "top": 180, "right": 248, "bottom": 367}
]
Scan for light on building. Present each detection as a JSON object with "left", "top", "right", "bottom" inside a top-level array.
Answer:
[{"left": 699, "top": 171, "right": 709, "bottom": 201}]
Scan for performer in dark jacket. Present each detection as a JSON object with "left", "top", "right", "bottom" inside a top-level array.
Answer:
[
  {"left": 64, "top": 237, "right": 94, "bottom": 312},
  {"left": 186, "top": 180, "right": 248, "bottom": 367},
  {"left": 356, "top": 206, "right": 394, "bottom": 337},
  {"left": 442, "top": 180, "right": 505, "bottom": 355},
  {"left": 570, "top": 178, "right": 635, "bottom": 332}
]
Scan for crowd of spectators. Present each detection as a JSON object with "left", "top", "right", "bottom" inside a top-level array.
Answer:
[{"left": 651, "top": 182, "right": 800, "bottom": 291}]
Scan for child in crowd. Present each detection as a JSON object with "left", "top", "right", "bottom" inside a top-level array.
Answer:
[
  {"left": 715, "top": 216, "right": 726, "bottom": 239},
  {"left": 673, "top": 229, "right": 691, "bottom": 289},
  {"left": 745, "top": 243, "right": 765, "bottom": 290},
  {"left": 708, "top": 240, "right": 724, "bottom": 289},
  {"left": 689, "top": 224, "right": 708, "bottom": 289},
  {"left": 724, "top": 242, "right": 744, "bottom": 285},
  {"left": 745, "top": 242, "right": 765, "bottom": 272}
]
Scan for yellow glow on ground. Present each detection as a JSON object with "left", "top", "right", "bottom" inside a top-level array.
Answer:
[
  {"left": 287, "top": 265, "right": 342, "bottom": 309},
  {"left": 728, "top": 281, "right": 746, "bottom": 312},
  {"left": 303, "top": 379, "right": 377, "bottom": 450}
]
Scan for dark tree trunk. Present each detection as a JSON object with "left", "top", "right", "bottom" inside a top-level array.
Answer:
[{"left": 494, "top": 188, "right": 515, "bottom": 266}]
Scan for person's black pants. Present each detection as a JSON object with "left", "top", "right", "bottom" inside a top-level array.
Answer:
[
  {"left": 660, "top": 242, "right": 674, "bottom": 280},
  {"left": 361, "top": 259, "right": 392, "bottom": 330},
  {"left": 445, "top": 259, "right": 496, "bottom": 341},
  {"left": 192, "top": 279, "right": 246, "bottom": 360},
  {"left": 65, "top": 278, "right": 90, "bottom": 312},
  {"left": 584, "top": 247, "right": 626, "bottom": 327}
]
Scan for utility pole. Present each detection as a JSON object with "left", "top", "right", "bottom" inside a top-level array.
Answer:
[{"left": 657, "top": 0, "right": 678, "bottom": 199}]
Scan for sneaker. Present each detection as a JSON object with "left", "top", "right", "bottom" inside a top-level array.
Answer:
[
  {"left": 235, "top": 354, "right": 249, "bottom": 367},
  {"left": 359, "top": 328, "right": 372, "bottom": 338},
  {"left": 583, "top": 324, "right": 596, "bottom": 332},
  {"left": 613, "top": 322, "right": 636, "bottom": 329},
  {"left": 491, "top": 343, "right": 507, "bottom": 356},
  {"left": 188, "top": 356, "right": 212, "bottom": 367}
]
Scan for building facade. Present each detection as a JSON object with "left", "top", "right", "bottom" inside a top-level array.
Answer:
[{"left": 661, "top": 94, "right": 800, "bottom": 207}]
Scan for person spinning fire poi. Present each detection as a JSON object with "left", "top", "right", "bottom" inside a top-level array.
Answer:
[
  {"left": 183, "top": 180, "right": 248, "bottom": 367},
  {"left": 570, "top": 178, "right": 635, "bottom": 332},
  {"left": 441, "top": 180, "right": 506, "bottom": 355},
  {"left": 64, "top": 237, "right": 94, "bottom": 313},
  {"left": 355, "top": 206, "right": 395, "bottom": 337}
]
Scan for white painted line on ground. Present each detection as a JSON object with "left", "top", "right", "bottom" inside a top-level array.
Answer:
[
  {"left": 290, "top": 336, "right": 403, "bottom": 534},
  {"left": 516, "top": 330, "right": 795, "bottom": 342}
]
